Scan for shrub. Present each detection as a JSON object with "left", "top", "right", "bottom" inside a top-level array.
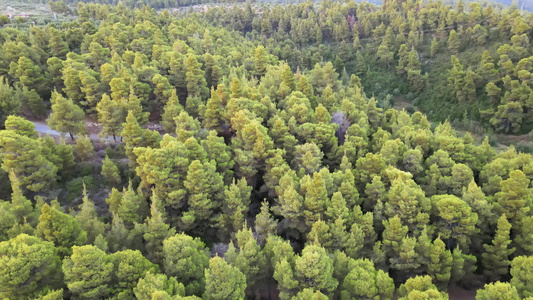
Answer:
[{"left": 66, "top": 176, "right": 95, "bottom": 203}]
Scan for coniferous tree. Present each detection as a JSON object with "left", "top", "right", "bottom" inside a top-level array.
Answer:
[
  {"left": 476, "top": 282, "right": 520, "bottom": 300},
  {"left": 482, "top": 214, "right": 515, "bottom": 282},
  {"left": 75, "top": 185, "right": 107, "bottom": 244},
  {"left": 110, "top": 249, "right": 158, "bottom": 299},
  {"left": 0, "top": 234, "right": 62, "bottom": 299},
  {"left": 74, "top": 135, "right": 95, "bottom": 161},
  {"left": 163, "top": 233, "right": 210, "bottom": 296},
  {"left": 448, "top": 30, "right": 460, "bottom": 54},
  {"left": 510, "top": 255, "right": 533, "bottom": 298},
  {"left": 161, "top": 89, "right": 183, "bottom": 133},
  {"left": 48, "top": 91, "right": 87, "bottom": 140},
  {"left": 216, "top": 178, "right": 252, "bottom": 239},
  {"left": 294, "top": 244, "right": 338, "bottom": 296},
  {"left": 62, "top": 245, "right": 114, "bottom": 299},
  {"left": 204, "top": 256, "right": 247, "bottom": 300},
  {"left": 0, "top": 130, "right": 57, "bottom": 193},
  {"left": 101, "top": 156, "right": 121, "bottom": 187},
  {"left": 36, "top": 203, "right": 87, "bottom": 257},
  {"left": 134, "top": 272, "right": 186, "bottom": 300}
]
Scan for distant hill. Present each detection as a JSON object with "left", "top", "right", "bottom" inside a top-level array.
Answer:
[
  {"left": 254, "top": 0, "right": 532, "bottom": 11},
  {"left": 490, "top": 0, "right": 533, "bottom": 11}
]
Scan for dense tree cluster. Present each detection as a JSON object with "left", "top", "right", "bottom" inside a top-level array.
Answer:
[{"left": 0, "top": 0, "right": 532, "bottom": 299}]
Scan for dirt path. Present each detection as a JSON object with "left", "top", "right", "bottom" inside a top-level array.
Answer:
[{"left": 32, "top": 121, "right": 115, "bottom": 141}]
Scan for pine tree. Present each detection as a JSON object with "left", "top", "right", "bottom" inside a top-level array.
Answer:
[
  {"left": 510, "top": 255, "right": 533, "bottom": 298},
  {"left": 227, "top": 226, "right": 267, "bottom": 297},
  {"left": 482, "top": 214, "right": 515, "bottom": 282},
  {"left": 494, "top": 170, "right": 531, "bottom": 230},
  {"left": 430, "top": 37, "right": 439, "bottom": 57},
  {"left": 201, "top": 130, "right": 234, "bottom": 184},
  {"left": 123, "top": 85, "right": 149, "bottom": 125},
  {"left": 109, "top": 249, "right": 158, "bottom": 299},
  {"left": 476, "top": 282, "right": 520, "bottom": 300},
  {"left": 143, "top": 192, "right": 176, "bottom": 265},
  {"left": 293, "top": 289, "right": 328, "bottom": 300},
  {"left": 74, "top": 135, "right": 95, "bottom": 161},
  {"left": 340, "top": 258, "right": 395, "bottom": 300},
  {"left": 273, "top": 258, "right": 298, "bottom": 300},
  {"left": 79, "top": 70, "right": 102, "bottom": 111},
  {"left": 464, "top": 69, "right": 477, "bottom": 101},
  {"left": 202, "top": 86, "right": 225, "bottom": 130},
  {"left": 9, "top": 172, "right": 34, "bottom": 224},
  {"left": 486, "top": 82, "right": 502, "bottom": 105},
  {"left": 5, "top": 115, "right": 37, "bottom": 138},
  {"left": 382, "top": 215, "right": 408, "bottom": 260},
  {"left": 385, "top": 175, "right": 430, "bottom": 234},
  {"left": 428, "top": 237, "right": 453, "bottom": 289},
  {"left": 0, "top": 234, "right": 62, "bottom": 299},
  {"left": 204, "top": 256, "right": 247, "bottom": 300},
  {"left": 152, "top": 74, "right": 173, "bottom": 109},
  {"left": 185, "top": 53, "right": 208, "bottom": 100},
  {"left": 75, "top": 185, "right": 107, "bottom": 244},
  {"left": 122, "top": 109, "right": 144, "bottom": 155},
  {"left": 134, "top": 272, "right": 186, "bottom": 300},
  {"left": 182, "top": 160, "right": 224, "bottom": 231},
  {"left": 96, "top": 94, "right": 123, "bottom": 141},
  {"left": 216, "top": 178, "right": 252, "bottom": 239},
  {"left": 117, "top": 182, "right": 147, "bottom": 229},
  {"left": 105, "top": 187, "right": 123, "bottom": 215},
  {"left": 302, "top": 172, "right": 329, "bottom": 228},
  {"left": 398, "top": 276, "right": 448, "bottom": 299},
  {"left": 36, "top": 203, "right": 87, "bottom": 257},
  {"left": 254, "top": 45, "right": 268, "bottom": 77},
  {"left": 449, "top": 55, "right": 467, "bottom": 102},
  {"left": 432, "top": 194, "right": 478, "bottom": 250},
  {"left": 47, "top": 90, "right": 86, "bottom": 140},
  {"left": 105, "top": 213, "right": 141, "bottom": 253},
  {"left": 49, "top": 27, "right": 69, "bottom": 58},
  {"left": 255, "top": 201, "right": 278, "bottom": 246},
  {"left": 161, "top": 89, "right": 183, "bottom": 133},
  {"left": 295, "top": 244, "right": 338, "bottom": 296},
  {"left": 13, "top": 56, "right": 46, "bottom": 96},
  {"left": 163, "top": 233, "right": 210, "bottom": 296},
  {"left": 448, "top": 30, "right": 460, "bottom": 54},
  {"left": 377, "top": 27, "right": 394, "bottom": 67},
  {"left": 62, "top": 245, "right": 114, "bottom": 299},
  {"left": 101, "top": 156, "right": 121, "bottom": 187}
]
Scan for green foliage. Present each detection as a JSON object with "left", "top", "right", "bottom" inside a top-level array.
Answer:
[
  {"left": 204, "top": 256, "right": 246, "bottom": 300},
  {"left": 62, "top": 245, "right": 114, "bottom": 299},
  {"left": 36, "top": 203, "right": 87, "bottom": 256},
  {"left": 163, "top": 233, "right": 210, "bottom": 296},
  {"left": 134, "top": 272, "right": 186, "bottom": 300},
  {"left": 101, "top": 156, "right": 121, "bottom": 187},
  {"left": 482, "top": 214, "right": 515, "bottom": 282},
  {"left": 74, "top": 135, "right": 95, "bottom": 161},
  {"left": 48, "top": 90, "right": 86, "bottom": 140},
  {"left": 510, "top": 255, "right": 533, "bottom": 298},
  {"left": 0, "top": 130, "right": 58, "bottom": 193},
  {"left": 476, "top": 281, "right": 520, "bottom": 300},
  {"left": 0, "top": 234, "right": 62, "bottom": 299},
  {"left": 110, "top": 249, "right": 158, "bottom": 299},
  {"left": 1, "top": 0, "right": 533, "bottom": 296},
  {"left": 398, "top": 276, "right": 448, "bottom": 299}
]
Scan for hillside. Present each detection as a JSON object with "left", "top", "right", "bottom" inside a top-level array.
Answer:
[{"left": 0, "top": 0, "right": 532, "bottom": 299}]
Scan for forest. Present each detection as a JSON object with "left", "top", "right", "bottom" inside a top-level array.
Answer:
[{"left": 0, "top": 0, "right": 532, "bottom": 299}]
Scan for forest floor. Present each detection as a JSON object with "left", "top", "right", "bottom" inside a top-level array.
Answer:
[{"left": 448, "top": 286, "right": 476, "bottom": 300}]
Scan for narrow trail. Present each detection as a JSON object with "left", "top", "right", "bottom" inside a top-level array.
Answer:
[{"left": 32, "top": 121, "right": 115, "bottom": 141}]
